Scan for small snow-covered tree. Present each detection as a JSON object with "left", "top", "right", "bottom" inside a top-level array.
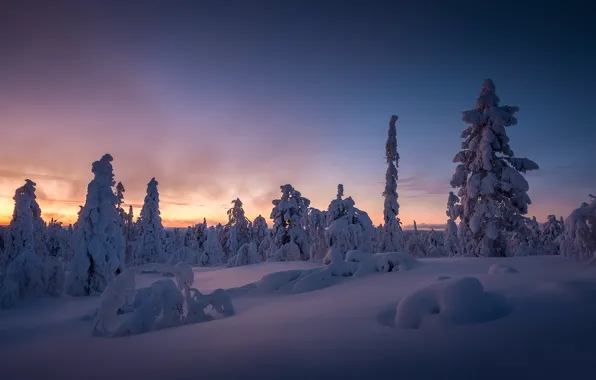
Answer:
[
  {"left": 183, "top": 226, "right": 200, "bottom": 255},
  {"left": 405, "top": 221, "right": 428, "bottom": 257},
  {"left": 324, "top": 184, "right": 374, "bottom": 259},
  {"left": 195, "top": 218, "right": 208, "bottom": 251},
  {"left": 379, "top": 115, "right": 404, "bottom": 252},
  {"left": 307, "top": 208, "right": 327, "bottom": 261},
  {"left": 227, "top": 242, "right": 260, "bottom": 267},
  {"left": 67, "top": 154, "right": 125, "bottom": 296},
  {"left": 134, "top": 178, "right": 164, "bottom": 265},
  {"left": 115, "top": 182, "right": 127, "bottom": 228},
  {"left": 224, "top": 199, "right": 251, "bottom": 258},
  {"left": 426, "top": 229, "right": 445, "bottom": 257},
  {"left": 560, "top": 195, "right": 596, "bottom": 262},
  {"left": 448, "top": 79, "right": 539, "bottom": 257},
  {"left": 540, "top": 215, "right": 564, "bottom": 255},
  {"left": 199, "top": 226, "right": 225, "bottom": 266},
  {"left": 267, "top": 184, "right": 311, "bottom": 261},
  {"left": 445, "top": 192, "right": 461, "bottom": 256},
  {"left": 251, "top": 215, "right": 268, "bottom": 248}
]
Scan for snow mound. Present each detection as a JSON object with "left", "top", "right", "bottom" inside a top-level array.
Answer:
[
  {"left": 395, "top": 277, "right": 511, "bottom": 329},
  {"left": 95, "top": 262, "right": 234, "bottom": 337},
  {"left": 230, "top": 252, "right": 417, "bottom": 296},
  {"left": 345, "top": 249, "right": 372, "bottom": 263},
  {"left": 354, "top": 252, "right": 417, "bottom": 276},
  {"left": 323, "top": 247, "right": 343, "bottom": 265},
  {"left": 488, "top": 264, "right": 518, "bottom": 274}
]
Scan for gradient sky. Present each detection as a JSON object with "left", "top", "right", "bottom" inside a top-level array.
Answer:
[{"left": 0, "top": 0, "right": 594, "bottom": 228}]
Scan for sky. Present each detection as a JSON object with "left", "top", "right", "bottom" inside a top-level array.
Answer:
[{"left": 0, "top": 0, "right": 594, "bottom": 228}]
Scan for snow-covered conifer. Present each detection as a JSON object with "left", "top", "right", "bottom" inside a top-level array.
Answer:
[
  {"left": 560, "top": 195, "right": 596, "bottom": 262},
  {"left": 227, "top": 242, "right": 260, "bottom": 267},
  {"left": 448, "top": 79, "right": 539, "bottom": 257},
  {"left": 251, "top": 215, "right": 268, "bottom": 248},
  {"left": 195, "top": 218, "right": 208, "bottom": 251},
  {"left": 0, "top": 180, "right": 49, "bottom": 306},
  {"left": 267, "top": 184, "right": 311, "bottom": 261},
  {"left": 134, "top": 178, "right": 164, "bottom": 265},
  {"left": 540, "top": 215, "right": 564, "bottom": 255},
  {"left": 66, "top": 154, "right": 125, "bottom": 296},
  {"left": 426, "top": 229, "right": 445, "bottom": 257},
  {"left": 405, "top": 221, "right": 428, "bottom": 257},
  {"left": 307, "top": 208, "right": 327, "bottom": 261},
  {"left": 324, "top": 185, "right": 374, "bottom": 259},
  {"left": 200, "top": 226, "right": 225, "bottom": 265},
  {"left": 225, "top": 198, "right": 252, "bottom": 257},
  {"left": 378, "top": 115, "right": 404, "bottom": 252},
  {"left": 445, "top": 192, "right": 460, "bottom": 256}
]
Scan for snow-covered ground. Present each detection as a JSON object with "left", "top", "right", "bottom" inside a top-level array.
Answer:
[{"left": 1, "top": 257, "right": 596, "bottom": 380}]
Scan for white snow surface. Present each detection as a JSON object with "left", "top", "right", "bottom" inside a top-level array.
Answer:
[{"left": 2, "top": 256, "right": 596, "bottom": 379}]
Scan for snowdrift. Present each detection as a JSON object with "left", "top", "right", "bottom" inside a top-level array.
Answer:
[
  {"left": 230, "top": 252, "right": 417, "bottom": 296},
  {"left": 395, "top": 276, "right": 511, "bottom": 329}
]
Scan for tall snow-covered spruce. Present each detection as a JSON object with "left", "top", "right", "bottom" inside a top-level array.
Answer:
[
  {"left": 0, "top": 180, "right": 47, "bottom": 307},
  {"left": 66, "top": 154, "right": 125, "bottom": 296},
  {"left": 134, "top": 178, "right": 164, "bottom": 265},
  {"left": 449, "top": 79, "right": 539, "bottom": 257},
  {"left": 225, "top": 198, "right": 252, "bottom": 258},
  {"left": 378, "top": 115, "right": 404, "bottom": 252}
]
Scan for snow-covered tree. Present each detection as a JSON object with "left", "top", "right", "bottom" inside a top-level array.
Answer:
[
  {"left": 405, "top": 221, "right": 428, "bottom": 257},
  {"left": 540, "top": 215, "right": 564, "bottom": 255},
  {"left": 183, "top": 226, "right": 198, "bottom": 251},
  {"left": 115, "top": 182, "right": 127, "bottom": 227},
  {"left": 226, "top": 226, "right": 239, "bottom": 261},
  {"left": 199, "top": 226, "right": 225, "bottom": 266},
  {"left": 227, "top": 242, "right": 260, "bottom": 267},
  {"left": 426, "top": 229, "right": 445, "bottom": 257},
  {"left": 324, "top": 184, "right": 374, "bottom": 259},
  {"left": 251, "top": 215, "right": 268, "bottom": 248},
  {"left": 307, "top": 208, "right": 327, "bottom": 261},
  {"left": 195, "top": 218, "right": 208, "bottom": 251},
  {"left": 445, "top": 192, "right": 460, "bottom": 256},
  {"left": 448, "top": 79, "right": 539, "bottom": 257},
  {"left": 560, "top": 195, "right": 596, "bottom": 262},
  {"left": 66, "top": 154, "right": 125, "bottom": 296},
  {"left": 134, "top": 178, "right": 164, "bottom": 265},
  {"left": 378, "top": 115, "right": 404, "bottom": 252},
  {"left": 0, "top": 180, "right": 51, "bottom": 306},
  {"left": 267, "top": 184, "right": 311, "bottom": 261},
  {"left": 226, "top": 198, "right": 252, "bottom": 257}
]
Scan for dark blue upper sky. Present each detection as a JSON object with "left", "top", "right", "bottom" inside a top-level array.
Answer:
[{"left": 0, "top": 0, "right": 594, "bottom": 225}]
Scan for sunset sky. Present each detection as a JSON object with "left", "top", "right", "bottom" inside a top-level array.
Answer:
[{"left": 0, "top": 0, "right": 594, "bottom": 228}]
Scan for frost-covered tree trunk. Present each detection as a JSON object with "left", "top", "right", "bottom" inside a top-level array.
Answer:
[
  {"left": 66, "top": 154, "right": 126, "bottom": 296},
  {"left": 560, "top": 196, "right": 596, "bottom": 262},
  {"left": 267, "top": 184, "right": 311, "bottom": 261},
  {"left": 448, "top": 79, "right": 539, "bottom": 257},
  {"left": 379, "top": 115, "right": 404, "bottom": 252},
  {"left": 324, "top": 184, "right": 374, "bottom": 259},
  {"left": 134, "top": 178, "right": 165, "bottom": 265}
]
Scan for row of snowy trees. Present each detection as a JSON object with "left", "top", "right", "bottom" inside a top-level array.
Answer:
[{"left": 2, "top": 78, "right": 595, "bottom": 308}]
